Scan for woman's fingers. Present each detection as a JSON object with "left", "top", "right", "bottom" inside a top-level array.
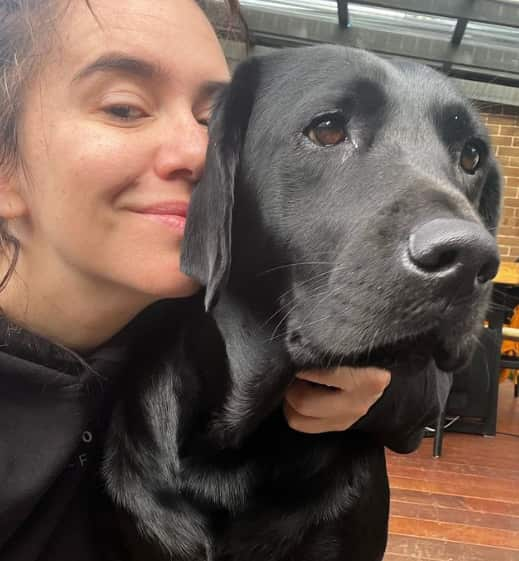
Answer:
[
  {"left": 296, "top": 366, "right": 390, "bottom": 393},
  {"left": 284, "top": 366, "right": 391, "bottom": 433}
]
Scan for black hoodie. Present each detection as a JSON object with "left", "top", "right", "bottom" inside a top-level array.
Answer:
[{"left": 0, "top": 317, "right": 129, "bottom": 561}]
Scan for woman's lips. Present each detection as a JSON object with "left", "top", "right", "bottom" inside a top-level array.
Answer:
[{"left": 131, "top": 202, "right": 188, "bottom": 233}]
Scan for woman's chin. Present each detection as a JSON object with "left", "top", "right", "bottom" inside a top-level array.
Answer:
[{"left": 145, "top": 273, "right": 201, "bottom": 301}]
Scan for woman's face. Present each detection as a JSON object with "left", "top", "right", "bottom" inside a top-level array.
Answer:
[{"left": 9, "top": 0, "right": 230, "bottom": 308}]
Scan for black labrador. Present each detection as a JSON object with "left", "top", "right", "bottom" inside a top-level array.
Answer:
[{"left": 104, "top": 46, "right": 501, "bottom": 561}]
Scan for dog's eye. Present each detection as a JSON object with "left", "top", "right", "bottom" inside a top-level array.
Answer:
[
  {"left": 305, "top": 113, "right": 347, "bottom": 147},
  {"left": 460, "top": 142, "right": 482, "bottom": 174}
]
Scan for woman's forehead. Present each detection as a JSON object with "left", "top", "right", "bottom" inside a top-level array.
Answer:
[{"left": 42, "top": 0, "right": 228, "bottom": 84}]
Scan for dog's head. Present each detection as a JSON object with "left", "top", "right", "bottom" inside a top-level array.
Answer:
[{"left": 182, "top": 45, "right": 501, "bottom": 375}]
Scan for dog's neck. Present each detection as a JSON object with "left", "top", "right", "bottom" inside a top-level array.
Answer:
[{"left": 207, "top": 277, "right": 294, "bottom": 449}]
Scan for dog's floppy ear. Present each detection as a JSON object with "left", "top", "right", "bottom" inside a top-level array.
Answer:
[
  {"left": 181, "top": 58, "right": 260, "bottom": 311},
  {"left": 478, "top": 160, "right": 502, "bottom": 234}
]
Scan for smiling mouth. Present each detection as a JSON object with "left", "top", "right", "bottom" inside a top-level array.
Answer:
[
  {"left": 130, "top": 202, "right": 188, "bottom": 233},
  {"left": 138, "top": 212, "right": 186, "bottom": 232}
]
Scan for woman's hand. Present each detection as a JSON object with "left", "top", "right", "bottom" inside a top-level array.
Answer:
[{"left": 283, "top": 367, "right": 391, "bottom": 434}]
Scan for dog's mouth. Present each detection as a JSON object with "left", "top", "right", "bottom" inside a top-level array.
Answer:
[
  {"left": 338, "top": 330, "right": 467, "bottom": 373},
  {"left": 289, "top": 328, "right": 469, "bottom": 374}
]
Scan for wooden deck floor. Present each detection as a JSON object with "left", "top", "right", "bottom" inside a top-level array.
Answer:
[{"left": 385, "top": 380, "right": 519, "bottom": 561}]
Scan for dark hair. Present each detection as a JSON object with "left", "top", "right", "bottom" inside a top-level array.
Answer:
[
  {"left": 0, "top": 0, "right": 59, "bottom": 289},
  {"left": 0, "top": 0, "right": 242, "bottom": 290},
  {"left": 198, "top": 0, "right": 248, "bottom": 44}
]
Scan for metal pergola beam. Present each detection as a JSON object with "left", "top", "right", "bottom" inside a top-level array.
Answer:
[
  {"left": 241, "top": 6, "right": 519, "bottom": 78},
  {"left": 337, "top": 0, "right": 350, "bottom": 27},
  {"left": 453, "top": 77, "right": 519, "bottom": 106},
  {"left": 221, "top": 39, "right": 519, "bottom": 106},
  {"left": 451, "top": 18, "right": 468, "bottom": 46},
  {"left": 444, "top": 17, "right": 469, "bottom": 73},
  {"left": 347, "top": 0, "right": 519, "bottom": 29}
]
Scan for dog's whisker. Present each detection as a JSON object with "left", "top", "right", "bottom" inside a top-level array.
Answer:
[
  {"left": 491, "top": 286, "right": 516, "bottom": 299},
  {"left": 266, "top": 281, "right": 339, "bottom": 343},
  {"left": 274, "top": 270, "right": 335, "bottom": 306},
  {"left": 261, "top": 298, "right": 295, "bottom": 331},
  {"left": 263, "top": 288, "right": 316, "bottom": 335},
  {"left": 263, "top": 263, "right": 353, "bottom": 327},
  {"left": 294, "top": 271, "right": 353, "bottom": 333},
  {"left": 295, "top": 312, "right": 340, "bottom": 333},
  {"left": 471, "top": 332, "right": 487, "bottom": 355},
  {"left": 325, "top": 350, "right": 334, "bottom": 370},
  {"left": 256, "top": 261, "right": 337, "bottom": 277},
  {"left": 484, "top": 301, "right": 509, "bottom": 313},
  {"left": 262, "top": 267, "right": 348, "bottom": 332},
  {"left": 442, "top": 275, "right": 473, "bottom": 318},
  {"left": 268, "top": 299, "right": 302, "bottom": 342},
  {"left": 366, "top": 327, "right": 381, "bottom": 364}
]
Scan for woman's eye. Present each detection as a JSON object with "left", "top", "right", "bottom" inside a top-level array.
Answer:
[
  {"left": 460, "top": 141, "right": 482, "bottom": 174},
  {"left": 103, "top": 104, "right": 147, "bottom": 122},
  {"left": 305, "top": 113, "right": 348, "bottom": 147}
]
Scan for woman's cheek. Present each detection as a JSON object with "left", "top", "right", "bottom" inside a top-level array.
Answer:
[{"left": 57, "top": 123, "right": 152, "bottom": 200}]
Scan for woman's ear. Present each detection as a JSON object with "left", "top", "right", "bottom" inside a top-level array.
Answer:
[{"left": 0, "top": 172, "right": 28, "bottom": 220}]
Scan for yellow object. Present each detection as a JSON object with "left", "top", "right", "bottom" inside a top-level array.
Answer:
[
  {"left": 494, "top": 262, "right": 519, "bottom": 285},
  {"left": 501, "top": 305, "right": 519, "bottom": 385}
]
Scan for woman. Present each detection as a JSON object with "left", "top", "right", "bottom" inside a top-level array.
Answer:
[{"left": 0, "top": 1, "right": 446, "bottom": 559}]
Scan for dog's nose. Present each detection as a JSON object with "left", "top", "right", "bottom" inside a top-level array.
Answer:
[{"left": 407, "top": 218, "right": 499, "bottom": 291}]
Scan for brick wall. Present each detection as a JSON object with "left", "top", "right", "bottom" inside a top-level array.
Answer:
[{"left": 480, "top": 105, "right": 519, "bottom": 262}]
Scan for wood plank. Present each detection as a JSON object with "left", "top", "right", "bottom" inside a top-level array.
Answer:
[
  {"left": 391, "top": 434, "right": 519, "bottom": 472},
  {"left": 387, "top": 453, "right": 519, "bottom": 481},
  {"left": 388, "top": 465, "right": 519, "bottom": 502},
  {"left": 384, "top": 555, "right": 438, "bottom": 561},
  {"left": 386, "top": 535, "right": 519, "bottom": 561},
  {"left": 388, "top": 475, "right": 519, "bottom": 503},
  {"left": 384, "top": 554, "right": 438, "bottom": 561},
  {"left": 390, "top": 500, "right": 519, "bottom": 531},
  {"left": 390, "top": 488, "right": 519, "bottom": 518},
  {"left": 411, "top": 431, "right": 519, "bottom": 459},
  {"left": 390, "top": 516, "right": 519, "bottom": 549},
  {"left": 385, "top": 380, "right": 519, "bottom": 561}
]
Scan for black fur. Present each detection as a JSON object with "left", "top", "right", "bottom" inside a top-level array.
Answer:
[{"left": 104, "top": 46, "right": 502, "bottom": 561}]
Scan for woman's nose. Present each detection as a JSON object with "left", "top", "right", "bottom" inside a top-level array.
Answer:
[{"left": 153, "top": 116, "right": 208, "bottom": 182}]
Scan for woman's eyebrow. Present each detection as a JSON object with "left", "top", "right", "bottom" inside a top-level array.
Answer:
[
  {"left": 71, "top": 52, "right": 165, "bottom": 84},
  {"left": 71, "top": 53, "right": 229, "bottom": 100}
]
